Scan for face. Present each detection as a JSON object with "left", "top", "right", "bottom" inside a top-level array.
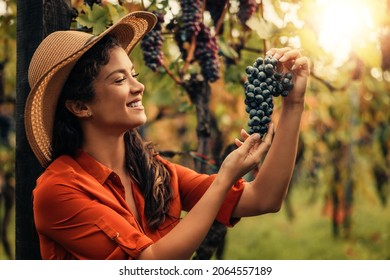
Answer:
[{"left": 87, "top": 47, "right": 146, "bottom": 133}]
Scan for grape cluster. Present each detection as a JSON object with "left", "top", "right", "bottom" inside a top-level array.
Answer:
[
  {"left": 244, "top": 55, "right": 294, "bottom": 136},
  {"left": 179, "top": 0, "right": 203, "bottom": 43},
  {"left": 195, "top": 23, "right": 220, "bottom": 82},
  {"left": 237, "top": 0, "right": 258, "bottom": 25},
  {"left": 140, "top": 11, "right": 164, "bottom": 71}
]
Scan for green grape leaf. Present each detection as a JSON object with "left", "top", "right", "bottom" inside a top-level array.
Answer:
[
  {"left": 217, "top": 38, "right": 238, "bottom": 60},
  {"left": 105, "top": 2, "right": 128, "bottom": 23},
  {"left": 76, "top": 3, "right": 110, "bottom": 35},
  {"left": 246, "top": 15, "right": 278, "bottom": 40}
]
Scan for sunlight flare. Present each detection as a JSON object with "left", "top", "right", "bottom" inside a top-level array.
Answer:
[{"left": 317, "top": 0, "right": 375, "bottom": 66}]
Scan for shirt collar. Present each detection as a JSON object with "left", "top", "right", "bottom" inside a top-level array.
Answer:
[{"left": 75, "top": 150, "right": 113, "bottom": 185}]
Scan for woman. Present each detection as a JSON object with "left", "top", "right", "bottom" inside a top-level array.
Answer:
[{"left": 25, "top": 11, "right": 310, "bottom": 260}]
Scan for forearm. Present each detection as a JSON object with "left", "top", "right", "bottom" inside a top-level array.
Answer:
[
  {"left": 138, "top": 131, "right": 268, "bottom": 259},
  {"left": 253, "top": 104, "right": 303, "bottom": 209},
  {"left": 137, "top": 176, "right": 231, "bottom": 260},
  {"left": 233, "top": 104, "right": 303, "bottom": 217}
]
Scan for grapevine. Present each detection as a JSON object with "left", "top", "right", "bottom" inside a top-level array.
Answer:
[
  {"left": 179, "top": 0, "right": 203, "bottom": 43},
  {"left": 172, "top": 0, "right": 203, "bottom": 61},
  {"left": 244, "top": 55, "right": 294, "bottom": 136},
  {"left": 237, "top": 0, "right": 258, "bottom": 25},
  {"left": 206, "top": 0, "right": 226, "bottom": 28},
  {"left": 194, "top": 23, "right": 221, "bottom": 82},
  {"left": 140, "top": 11, "right": 164, "bottom": 72}
]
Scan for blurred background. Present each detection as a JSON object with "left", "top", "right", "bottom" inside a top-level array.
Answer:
[{"left": 1, "top": 0, "right": 389, "bottom": 259}]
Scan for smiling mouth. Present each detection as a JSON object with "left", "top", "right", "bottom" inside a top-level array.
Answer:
[{"left": 127, "top": 100, "right": 142, "bottom": 108}]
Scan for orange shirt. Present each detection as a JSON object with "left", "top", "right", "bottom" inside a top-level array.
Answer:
[{"left": 33, "top": 151, "right": 245, "bottom": 259}]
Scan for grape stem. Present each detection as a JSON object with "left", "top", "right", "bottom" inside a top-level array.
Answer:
[
  {"left": 181, "top": 34, "right": 197, "bottom": 74},
  {"left": 311, "top": 72, "right": 350, "bottom": 91},
  {"left": 259, "top": 0, "right": 267, "bottom": 55},
  {"left": 214, "top": 0, "right": 229, "bottom": 35},
  {"left": 162, "top": 63, "right": 182, "bottom": 85},
  {"left": 242, "top": 46, "right": 262, "bottom": 53}
]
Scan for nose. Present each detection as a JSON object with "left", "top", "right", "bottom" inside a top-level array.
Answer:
[{"left": 129, "top": 77, "right": 144, "bottom": 96}]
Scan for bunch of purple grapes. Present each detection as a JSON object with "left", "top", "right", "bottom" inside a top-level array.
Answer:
[
  {"left": 237, "top": 0, "right": 258, "bottom": 25},
  {"left": 140, "top": 11, "right": 165, "bottom": 72},
  {"left": 179, "top": 0, "right": 203, "bottom": 42},
  {"left": 195, "top": 23, "right": 220, "bottom": 82},
  {"left": 244, "top": 55, "right": 294, "bottom": 136}
]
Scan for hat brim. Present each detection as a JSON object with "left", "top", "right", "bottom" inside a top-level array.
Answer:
[{"left": 25, "top": 11, "right": 157, "bottom": 168}]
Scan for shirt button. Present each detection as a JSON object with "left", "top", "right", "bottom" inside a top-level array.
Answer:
[{"left": 111, "top": 232, "right": 119, "bottom": 240}]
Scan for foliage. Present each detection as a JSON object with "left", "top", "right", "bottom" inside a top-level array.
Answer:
[
  {"left": 0, "top": 0, "right": 17, "bottom": 99},
  {"left": 73, "top": 1, "right": 128, "bottom": 34},
  {"left": 70, "top": 0, "right": 390, "bottom": 238},
  {"left": 1, "top": 0, "right": 388, "bottom": 260}
]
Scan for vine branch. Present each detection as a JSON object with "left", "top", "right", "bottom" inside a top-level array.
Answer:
[{"left": 214, "top": 0, "right": 229, "bottom": 36}]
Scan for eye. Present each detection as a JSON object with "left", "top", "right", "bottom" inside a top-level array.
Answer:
[
  {"left": 114, "top": 76, "right": 127, "bottom": 84},
  {"left": 132, "top": 73, "right": 140, "bottom": 79}
]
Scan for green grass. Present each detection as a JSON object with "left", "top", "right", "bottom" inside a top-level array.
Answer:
[{"left": 222, "top": 185, "right": 390, "bottom": 260}]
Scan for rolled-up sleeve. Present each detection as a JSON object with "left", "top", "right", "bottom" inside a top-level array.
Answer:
[{"left": 173, "top": 163, "right": 245, "bottom": 227}]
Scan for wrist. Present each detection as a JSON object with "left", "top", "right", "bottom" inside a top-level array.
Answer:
[
  {"left": 282, "top": 99, "right": 305, "bottom": 112},
  {"left": 214, "top": 171, "right": 236, "bottom": 193}
]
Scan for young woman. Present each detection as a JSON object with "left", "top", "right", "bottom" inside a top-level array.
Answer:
[{"left": 25, "top": 11, "right": 310, "bottom": 260}]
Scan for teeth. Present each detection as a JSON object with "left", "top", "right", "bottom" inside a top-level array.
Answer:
[{"left": 128, "top": 101, "right": 142, "bottom": 108}]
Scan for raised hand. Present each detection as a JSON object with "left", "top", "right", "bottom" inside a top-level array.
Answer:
[
  {"left": 266, "top": 47, "right": 310, "bottom": 108},
  {"left": 219, "top": 123, "right": 275, "bottom": 185}
]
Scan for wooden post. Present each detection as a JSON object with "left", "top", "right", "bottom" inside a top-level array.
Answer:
[{"left": 15, "top": 0, "right": 73, "bottom": 259}]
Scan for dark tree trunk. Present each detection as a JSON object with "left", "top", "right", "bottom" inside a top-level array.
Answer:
[
  {"left": 0, "top": 61, "right": 5, "bottom": 101},
  {"left": 183, "top": 75, "right": 229, "bottom": 260},
  {"left": 16, "top": 0, "right": 73, "bottom": 260},
  {"left": 183, "top": 75, "right": 212, "bottom": 174}
]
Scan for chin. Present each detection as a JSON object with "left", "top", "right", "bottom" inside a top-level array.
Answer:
[{"left": 133, "top": 116, "right": 147, "bottom": 128}]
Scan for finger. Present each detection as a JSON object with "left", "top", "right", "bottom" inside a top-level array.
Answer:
[
  {"left": 235, "top": 138, "right": 243, "bottom": 147},
  {"left": 251, "top": 124, "right": 274, "bottom": 158},
  {"left": 240, "top": 129, "right": 250, "bottom": 140},
  {"left": 266, "top": 47, "right": 292, "bottom": 60},
  {"left": 238, "top": 132, "right": 261, "bottom": 154},
  {"left": 278, "top": 49, "right": 301, "bottom": 63},
  {"left": 291, "top": 56, "right": 310, "bottom": 74},
  {"left": 262, "top": 123, "right": 274, "bottom": 146}
]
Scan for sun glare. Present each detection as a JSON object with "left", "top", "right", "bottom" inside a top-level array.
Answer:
[{"left": 317, "top": 0, "right": 375, "bottom": 66}]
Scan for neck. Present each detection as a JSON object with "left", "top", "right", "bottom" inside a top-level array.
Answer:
[{"left": 82, "top": 130, "right": 127, "bottom": 174}]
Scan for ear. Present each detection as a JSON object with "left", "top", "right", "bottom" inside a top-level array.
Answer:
[{"left": 65, "top": 100, "right": 91, "bottom": 118}]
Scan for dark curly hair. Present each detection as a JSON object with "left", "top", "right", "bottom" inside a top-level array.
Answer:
[{"left": 52, "top": 35, "right": 173, "bottom": 230}]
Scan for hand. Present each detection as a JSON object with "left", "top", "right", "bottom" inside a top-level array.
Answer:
[
  {"left": 218, "top": 124, "right": 275, "bottom": 185},
  {"left": 266, "top": 47, "right": 310, "bottom": 109}
]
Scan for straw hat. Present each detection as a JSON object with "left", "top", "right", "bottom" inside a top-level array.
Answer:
[{"left": 25, "top": 11, "right": 157, "bottom": 168}]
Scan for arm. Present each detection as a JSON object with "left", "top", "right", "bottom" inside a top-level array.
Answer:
[
  {"left": 233, "top": 47, "right": 310, "bottom": 217},
  {"left": 137, "top": 132, "right": 271, "bottom": 260}
]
